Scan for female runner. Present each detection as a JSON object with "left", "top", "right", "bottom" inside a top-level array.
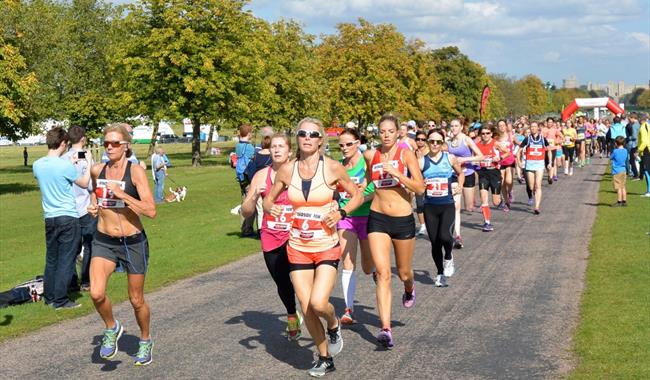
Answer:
[
  {"left": 364, "top": 114, "right": 425, "bottom": 349},
  {"left": 263, "top": 118, "right": 362, "bottom": 377}
]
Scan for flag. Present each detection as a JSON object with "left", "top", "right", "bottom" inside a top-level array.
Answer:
[{"left": 480, "top": 85, "right": 490, "bottom": 119}]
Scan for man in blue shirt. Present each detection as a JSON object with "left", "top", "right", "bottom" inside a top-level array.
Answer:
[
  {"left": 625, "top": 113, "right": 641, "bottom": 178},
  {"left": 151, "top": 147, "right": 167, "bottom": 203},
  {"left": 33, "top": 127, "right": 91, "bottom": 309}
]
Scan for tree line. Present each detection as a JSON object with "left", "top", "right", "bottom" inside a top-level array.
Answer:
[{"left": 3, "top": 0, "right": 646, "bottom": 165}]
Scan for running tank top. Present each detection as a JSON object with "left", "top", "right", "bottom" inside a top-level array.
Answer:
[
  {"left": 397, "top": 138, "right": 411, "bottom": 150},
  {"left": 260, "top": 167, "right": 292, "bottom": 252},
  {"left": 576, "top": 126, "right": 586, "bottom": 140},
  {"left": 337, "top": 155, "right": 373, "bottom": 217},
  {"left": 370, "top": 147, "right": 409, "bottom": 189},
  {"left": 498, "top": 135, "right": 515, "bottom": 165},
  {"left": 525, "top": 134, "right": 546, "bottom": 171},
  {"left": 422, "top": 153, "right": 454, "bottom": 205},
  {"left": 447, "top": 137, "right": 474, "bottom": 176},
  {"left": 287, "top": 156, "right": 339, "bottom": 253},
  {"left": 476, "top": 140, "right": 500, "bottom": 170},
  {"left": 96, "top": 161, "right": 140, "bottom": 208}
]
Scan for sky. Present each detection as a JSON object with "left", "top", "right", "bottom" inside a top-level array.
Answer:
[{"left": 110, "top": 0, "right": 650, "bottom": 87}]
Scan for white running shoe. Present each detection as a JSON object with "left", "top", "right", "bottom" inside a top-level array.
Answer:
[
  {"left": 564, "top": 167, "right": 569, "bottom": 175},
  {"left": 417, "top": 224, "right": 427, "bottom": 236},
  {"left": 434, "top": 274, "right": 448, "bottom": 287},
  {"left": 569, "top": 168, "right": 574, "bottom": 176},
  {"left": 443, "top": 256, "right": 454, "bottom": 277},
  {"left": 230, "top": 204, "right": 241, "bottom": 215},
  {"left": 643, "top": 192, "right": 650, "bottom": 198}
]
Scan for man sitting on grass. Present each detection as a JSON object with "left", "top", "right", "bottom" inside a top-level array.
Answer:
[{"left": 610, "top": 136, "right": 628, "bottom": 207}]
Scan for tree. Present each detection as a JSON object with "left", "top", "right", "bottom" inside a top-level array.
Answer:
[
  {"left": 430, "top": 46, "right": 486, "bottom": 120},
  {"left": 489, "top": 73, "right": 526, "bottom": 117},
  {"left": 113, "top": 0, "right": 268, "bottom": 166},
  {"left": 316, "top": 18, "right": 414, "bottom": 127},
  {"left": 637, "top": 89, "right": 650, "bottom": 109},
  {"left": 550, "top": 88, "right": 590, "bottom": 113},
  {"left": 482, "top": 76, "right": 506, "bottom": 120},
  {"left": 0, "top": 36, "right": 38, "bottom": 139},
  {"left": 518, "top": 74, "right": 547, "bottom": 116}
]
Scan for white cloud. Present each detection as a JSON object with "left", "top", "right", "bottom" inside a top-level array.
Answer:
[
  {"left": 543, "top": 51, "right": 561, "bottom": 63},
  {"left": 629, "top": 32, "right": 650, "bottom": 49}
]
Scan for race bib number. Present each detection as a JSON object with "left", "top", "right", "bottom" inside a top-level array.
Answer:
[
  {"left": 266, "top": 205, "right": 293, "bottom": 231},
  {"left": 564, "top": 136, "right": 572, "bottom": 145},
  {"left": 292, "top": 210, "right": 324, "bottom": 240},
  {"left": 372, "top": 161, "right": 400, "bottom": 188},
  {"left": 425, "top": 178, "right": 449, "bottom": 197},
  {"left": 95, "top": 179, "right": 126, "bottom": 208},
  {"left": 479, "top": 157, "right": 493, "bottom": 168},
  {"left": 529, "top": 148, "right": 543, "bottom": 156},
  {"left": 338, "top": 177, "right": 362, "bottom": 199}
]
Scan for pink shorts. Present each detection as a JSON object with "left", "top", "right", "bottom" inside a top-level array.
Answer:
[{"left": 337, "top": 216, "right": 369, "bottom": 240}]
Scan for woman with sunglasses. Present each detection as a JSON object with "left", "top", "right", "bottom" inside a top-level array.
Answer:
[
  {"left": 335, "top": 128, "right": 376, "bottom": 325},
  {"left": 420, "top": 130, "right": 464, "bottom": 287},
  {"left": 241, "top": 134, "right": 302, "bottom": 340},
  {"left": 264, "top": 118, "right": 362, "bottom": 377},
  {"left": 363, "top": 114, "right": 425, "bottom": 349},
  {"left": 475, "top": 125, "right": 510, "bottom": 232},
  {"left": 414, "top": 130, "right": 430, "bottom": 236},
  {"left": 517, "top": 121, "right": 551, "bottom": 214},
  {"left": 447, "top": 119, "right": 483, "bottom": 248},
  {"left": 87, "top": 124, "right": 157, "bottom": 365}
]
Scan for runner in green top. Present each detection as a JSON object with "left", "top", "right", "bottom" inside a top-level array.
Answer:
[{"left": 336, "top": 128, "right": 376, "bottom": 325}]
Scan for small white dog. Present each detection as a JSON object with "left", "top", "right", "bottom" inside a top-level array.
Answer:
[{"left": 166, "top": 186, "right": 187, "bottom": 202}]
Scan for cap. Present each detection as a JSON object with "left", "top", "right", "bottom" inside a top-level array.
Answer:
[
  {"left": 407, "top": 120, "right": 417, "bottom": 128},
  {"left": 345, "top": 121, "right": 357, "bottom": 129}
]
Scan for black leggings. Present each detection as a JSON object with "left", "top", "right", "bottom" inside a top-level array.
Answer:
[
  {"left": 423, "top": 204, "right": 455, "bottom": 275},
  {"left": 263, "top": 243, "right": 296, "bottom": 315}
]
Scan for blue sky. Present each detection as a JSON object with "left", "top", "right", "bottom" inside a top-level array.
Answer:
[{"left": 110, "top": 0, "right": 650, "bottom": 87}]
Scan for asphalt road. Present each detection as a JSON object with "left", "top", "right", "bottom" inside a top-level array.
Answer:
[{"left": 0, "top": 158, "right": 606, "bottom": 379}]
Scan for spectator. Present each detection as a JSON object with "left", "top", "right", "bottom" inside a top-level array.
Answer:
[
  {"left": 33, "top": 127, "right": 90, "bottom": 309},
  {"left": 23, "top": 147, "right": 28, "bottom": 166},
  {"left": 151, "top": 147, "right": 167, "bottom": 203},
  {"left": 610, "top": 136, "right": 628, "bottom": 206},
  {"left": 625, "top": 113, "right": 640, "bottom": 178},
  {"left": 235, "top": 124, "right": 257, "bottom": 237},
  {"left": 61, "top": 126, "right": 96, "bottom": 292},
  {"left": 638, "top": 114, "right": 650, "bottom": 197}
]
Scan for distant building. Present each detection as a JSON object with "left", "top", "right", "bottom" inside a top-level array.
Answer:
[
  {"left": 562, "top": 75, "right": 578, "bottom": 89},
  {"left": 586, "top": 80, "right": 648, "bottom": 100}
]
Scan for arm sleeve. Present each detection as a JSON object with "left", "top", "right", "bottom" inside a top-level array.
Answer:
[{"left": 64, "top": 162, "right": 79, "bottom": 182}]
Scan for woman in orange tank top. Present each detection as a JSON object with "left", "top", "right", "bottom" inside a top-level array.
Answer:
[
  {"left": 263, "top": 118, "right": 362, "bottom": 376},
  {"left": 363, "top": 114, "right": 425, "bottom": 349}
]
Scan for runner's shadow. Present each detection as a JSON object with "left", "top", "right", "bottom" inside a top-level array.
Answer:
[
  {"left": 583, "top": 202, "right": 610, "bottom": 207},
  {"left": 225, "top": 310, "right": 314, "bottom": 370},
  {"left": 90, "top": 332, "right": 140, "bottom": 371},
  {"left": 0, "top": 315, "right": 12, "bottom": 326},
  {"left": 329, "top": 296, "right": 405, "bottom": 349},
  {"left": 413, "top": 269, "right": 435, "bottom": 285}
]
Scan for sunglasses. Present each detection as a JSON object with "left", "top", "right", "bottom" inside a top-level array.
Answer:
[
  {"left": 297, "top": 129, "right": 321, "bottom": 139},
  {"left": 415, "top": 138, "right": 427, "bottom": 142},
  {"left": 338, "top": 140, "right": 358, "bottom": 148},
  {"left": 103, "top": 140, "right": 127, "bottom": 148},
  {"left": 428, "top": 139, "right": 444, "bottom": 145},
  {"left": 481, "top": 132, "right": 492, "bottom": 135}
]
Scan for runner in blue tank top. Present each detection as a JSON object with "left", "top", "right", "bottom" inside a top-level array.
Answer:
[{"left": 419, "top": 130, "right": 464, "bottom": 287}]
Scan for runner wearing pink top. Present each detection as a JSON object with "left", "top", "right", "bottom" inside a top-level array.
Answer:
[
  {"left": 543, "top": 117, "right": 563, "bottom": 183},
  {"left": 240, "top": 134, "right": 301, "bottom": 340},
  {"left": 497, "top": 120, "right": 515, "bottom": 211}
]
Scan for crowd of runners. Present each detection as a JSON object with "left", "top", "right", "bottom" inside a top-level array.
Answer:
[
  {"left": 233, "top": 112, "right": 650, "bottom": 377},
  {"left": 31, "top": 110, "right": 648, "bottom": 376}
]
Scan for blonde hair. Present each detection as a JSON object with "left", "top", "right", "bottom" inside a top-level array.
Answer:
[
  {"left": 295, "top": 117, "right": 325, "bottom": 155},
  {"left": 104, "top": 123, "right": 133, "bottom": 157}
]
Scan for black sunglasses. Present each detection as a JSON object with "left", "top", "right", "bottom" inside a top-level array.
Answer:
[
  {"left": 428, "top": 139, "right": 444, "bottom": 145},
  {"left": 481, "top": 132, "right": 492, "bottom": 135},
  {"left": 103, "top": 140, "right": 126, "bottom": 148},
  {"left": 297, "top": 129, "right": 321, "bottom": 139},
  {"left": 415, "top": 138, "right": 427, "bottom": 142}
]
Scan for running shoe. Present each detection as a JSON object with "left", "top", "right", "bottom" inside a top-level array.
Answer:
[
  {"left": 508, "top": 191, "right": 514, "bottom": 204},
  {"left": 548, "top": 175, "right": 553, "bottom": 185},
  {"left": 502, "top": 204, "right": 510, "bottom": 212},
  {"left": 417, "top": 224, "right": 427, "bottom": 236},
  {"left": 308, "top": 356, "right": 335, "bottom": 377},
  {"left": 517, "top": 177, "right": 525, "bottom": 184},
  {"left": 340, "top": 308, "right": 354, "bottom": 325},
  {"left": 326, "top": 320, "right": 343, "bottom": 357},
  {"left": 527, "top": 198, "right": 534, "bottom": 206},
  {"left": 569, "top": 168, "right": 574, "bottom": 176},
  {"left": 434, "top": 274, "right": 448, "bottom": 287},
  {"left": 287, "top": 315, "right": 302, "bottom": 341},
  {"left": 134, "top": 339, "right": 154, "bottom": 366},
  {"left": 453, "top": 235, "right": 463, "bottom": 249},
  {"left": 99, "top": 320, "right": 124, "bottom": 359},
  {"left": 443, "top": 256, "right": 454, "bottom": 277},
  {"left": 643, "top": 193, "right": 650, "bottom": 197},
  {"left": 402, "top": 287, "right": 416, "bottom": 308},
  {"left": 533, "top": 209, "right": 541, "bottom": 215},
  {"left": 553, "top": 175, "right": 558, "bottom": 182},
  {"left": 376, "top": 328, "right": 394, "bottom": 349},
  {"left": 482, "top": 222, "right": 494, "bottom": 232},
  {"left": 54, "top": 301, "right": 82, "bottom": 310},
  {"left": 564, "top": 167, "right": 569, "bottom": 175},
  {"left": 372, "top": 271, "right": 378, "bottom": 284}
]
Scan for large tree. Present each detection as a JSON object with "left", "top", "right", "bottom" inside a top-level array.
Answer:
[
  {"left": 0, "top": 36, "right": 38, "bottom": 139},
  {"left": 114, "top": 0, "right": 268, "bottom": 165},
  {"left": 517, "top": 74, "right": 547, "bottom": 116}
]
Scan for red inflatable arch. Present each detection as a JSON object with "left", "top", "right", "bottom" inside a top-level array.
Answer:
[{"left": 561, "top": 97, "right": 624, "bottom": 121}]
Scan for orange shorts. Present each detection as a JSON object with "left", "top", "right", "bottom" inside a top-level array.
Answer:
[{"left": 287, "top": 244, "right": 341, "bottom": 271}]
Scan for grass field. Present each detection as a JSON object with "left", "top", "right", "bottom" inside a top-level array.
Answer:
[
  {"left": 570, "top": 170, "right": 650, "bottom": 379},
  {"left": 0, "top": 141, "right": 262, "bottom": 341}
]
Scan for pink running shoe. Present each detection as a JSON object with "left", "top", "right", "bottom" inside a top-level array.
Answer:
[
  {"left": 402, "top": 287, "right": 416, "bottom": 308},
  {"left": 377, "top": 328, "right": 394, "bottom": 349}
]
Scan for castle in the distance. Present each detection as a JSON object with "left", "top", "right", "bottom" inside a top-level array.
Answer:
[{"left": 562, "top": 75, "right": 649, "bottom": 100}]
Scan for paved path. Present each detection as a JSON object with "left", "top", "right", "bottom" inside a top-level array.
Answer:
[{"left": 0, "top": 159, "right": 606, "bottom": 379}]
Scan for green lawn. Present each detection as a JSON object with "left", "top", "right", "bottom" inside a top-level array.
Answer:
[
  {"left": 0, "top": 142, "right": 262, "bottom": 341},
  {"left": 571, "top": 171, "right": 650, "bottom": 379}
]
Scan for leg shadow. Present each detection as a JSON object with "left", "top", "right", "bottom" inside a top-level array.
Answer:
[{"left": 90, "top": 331, "right": 140, "bottom": 371}]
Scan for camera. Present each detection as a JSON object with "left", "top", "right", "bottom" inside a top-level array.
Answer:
[{"left": 78, "top": 151, "right": 86, "bottom": 159}]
